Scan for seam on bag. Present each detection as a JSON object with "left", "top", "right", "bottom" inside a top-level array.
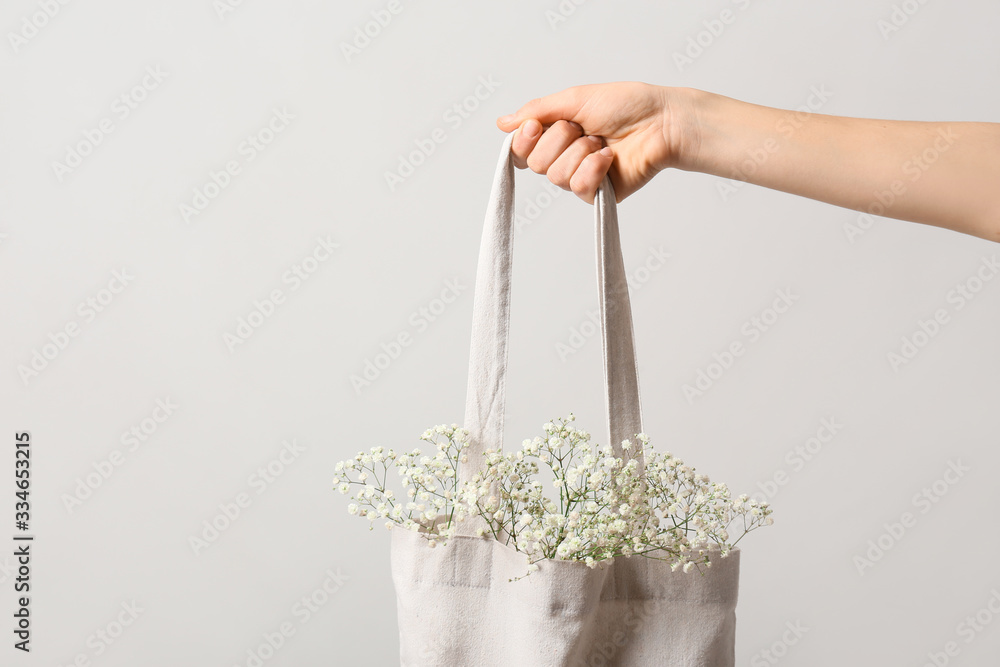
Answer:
[{"left": 404, "top": 577, "right": 737, "bottom": 605}]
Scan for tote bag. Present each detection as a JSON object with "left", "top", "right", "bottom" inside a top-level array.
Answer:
[{"left": 390, "top": 133, "right": 740, "bottom": 667}]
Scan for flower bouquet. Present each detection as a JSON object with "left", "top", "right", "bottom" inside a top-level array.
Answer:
[{"left": 333, "top": 414, "right": 772, "bottom": 579}]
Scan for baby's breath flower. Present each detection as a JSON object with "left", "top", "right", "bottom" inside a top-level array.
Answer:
[{"left": 333, "top": 414, "right": 772, "bottom": 576}]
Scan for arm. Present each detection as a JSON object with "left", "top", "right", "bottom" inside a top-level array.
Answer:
[
  {"left": 684, "top": 88, "right": 1000, "bottom": 242},
  {"left": 496, "top": 84, "right": 1000, "bottom": 243}
]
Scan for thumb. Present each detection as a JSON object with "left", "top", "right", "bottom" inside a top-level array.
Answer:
[{"left": 496, "top": 87, "right": 587, "bottom": 132}]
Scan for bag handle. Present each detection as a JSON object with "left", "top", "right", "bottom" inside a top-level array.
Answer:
[{"left": 459, "top": 133, "right": 644, "bottom": 494}]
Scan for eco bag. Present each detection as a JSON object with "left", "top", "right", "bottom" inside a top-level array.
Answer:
[{"left": 390, "top": 133, "right": 740, "bottom": 667}]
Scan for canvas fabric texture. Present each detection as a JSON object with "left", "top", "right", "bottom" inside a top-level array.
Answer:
[{"left": 390, "top": 133, "right": 740, "bottom": 667}]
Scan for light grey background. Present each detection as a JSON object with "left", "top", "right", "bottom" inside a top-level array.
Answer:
[{"left": 2, "top": 0, "right": 998, "bottom": 665}]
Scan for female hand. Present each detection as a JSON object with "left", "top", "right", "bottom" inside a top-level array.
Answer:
[
  {"left": 498, "top": 82, "right": 1000, "bottom": 242},
  {"left": 496, "top": 82, "right": 698, "bottom": 204}
]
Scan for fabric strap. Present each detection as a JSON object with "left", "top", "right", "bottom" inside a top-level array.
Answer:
[{"left": 460, "top": 132, "right": 644, "bottom": 490}]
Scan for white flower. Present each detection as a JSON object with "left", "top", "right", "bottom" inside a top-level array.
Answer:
[{"left": 335, "top": 414, "right": 772, "bottom": 577}]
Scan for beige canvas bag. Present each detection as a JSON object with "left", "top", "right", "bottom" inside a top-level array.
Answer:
[{"left": 390, "top": 133, "right": 740, "bottom": 667}]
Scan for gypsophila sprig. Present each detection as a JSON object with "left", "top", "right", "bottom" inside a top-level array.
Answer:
[
  {"left": 333, "top": 414, "right": 773, "bottom": 576},
  {"left": 331, "top": 424, "right": 472, "bottom": 545}
]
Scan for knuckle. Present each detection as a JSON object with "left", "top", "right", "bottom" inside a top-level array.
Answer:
[
  {"left": 548, "top": 173, "right": 573, "bottom": 191},
  {"left": 513, "top": 141, "right": 533, "bottom": 160},
  {"left": 548, "top": 165, "right": 570, "bottom": 187},
  {"left": 570, "top": 167, "right": 598, "bottom": 199},
  {"left": 552, "top": 119, "right": 582, "bottom": 138},
  {"left": 525, "top": 154, "right": 546, "bottom": 174}
]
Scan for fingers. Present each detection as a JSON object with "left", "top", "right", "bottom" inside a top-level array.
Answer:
[
  {"left": 525, "top": 120, "right": 585, "bottom": 174},
  {"left": 508, "top": 117, "right": 613, "bottom": 204},
  {"left": 510, "top": 118, "right": 584, "bottom": 170},
  {"left": 510, "top": 119, "right": 541, "bottom": 169},
  {"left": 496, "top": 87, "right": 586, "bottom": 133},
  {"left": 570, "top": 147, "right": 614, "bottom": 204},
  {"left": 547, "top": 135, "right": 603, "bottom": 189}
]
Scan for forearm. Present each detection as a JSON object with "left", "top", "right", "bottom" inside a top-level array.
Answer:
[{"left": 674, "top": 88, "right": 1000, "bottom": 242}]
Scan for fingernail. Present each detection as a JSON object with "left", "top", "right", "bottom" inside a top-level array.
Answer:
[
  {"left": 600, "top": 147, "right": 613, "bottom": 158},
  {"left": 523, "top": 119, "right": 540, "bottom": 139},
  {"left": 498, "top": 113, "right": 515, "bottom": 124}
]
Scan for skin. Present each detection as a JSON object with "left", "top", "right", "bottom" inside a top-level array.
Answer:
[{"left": 496, "top": 82, "right": 1000, "bottom": 243}]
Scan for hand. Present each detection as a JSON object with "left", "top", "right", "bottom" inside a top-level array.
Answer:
[
  {"left": 496, "top": 82, "right": 694, "bottom": 203},
  {"left": 504, "top": 82, "right": 1000, "bottom": 241}
]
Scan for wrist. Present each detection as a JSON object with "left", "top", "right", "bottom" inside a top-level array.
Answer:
[{"left": 659, "top": 86, "right": 726, "bottom": 175}]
